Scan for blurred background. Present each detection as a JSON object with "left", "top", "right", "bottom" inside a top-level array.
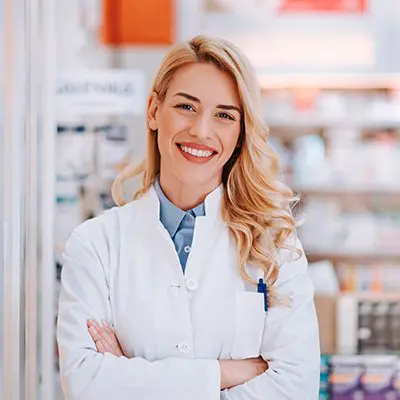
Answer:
[{"left": 2, "top": 0, "right": 400, "bottom": 399}]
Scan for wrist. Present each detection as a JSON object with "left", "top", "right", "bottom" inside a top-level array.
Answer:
[{"left": 218, "top": 360, "right": 231, "bottom": 390}]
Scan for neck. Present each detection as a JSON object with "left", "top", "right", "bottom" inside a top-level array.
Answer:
[{"left": 159, "top": 171, "right": 221, "bottom": 211}]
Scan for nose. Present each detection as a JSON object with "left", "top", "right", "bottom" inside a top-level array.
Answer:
[{"left": 189, "top": 114, "right": 213, "bottom": 140}]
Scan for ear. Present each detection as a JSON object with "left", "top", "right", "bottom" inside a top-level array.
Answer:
[{"left": 147, "top": 92, "right": 159, "bottom": 131}]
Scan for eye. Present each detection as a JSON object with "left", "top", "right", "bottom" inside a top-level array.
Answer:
[
  {"left": 217, "top": 112, "right": 235, "bottom": 121},
  {"left": 175, "top": 103, "right": 195, "bottom": 112}
]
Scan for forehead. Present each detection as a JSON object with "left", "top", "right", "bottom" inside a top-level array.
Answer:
[{"left": 166, "top": 62, "right": 241, "bottom": 106}]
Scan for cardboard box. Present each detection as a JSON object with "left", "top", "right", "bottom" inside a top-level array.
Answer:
[{"left": 315, "top": 295, "right": 337, "bottom": 354}]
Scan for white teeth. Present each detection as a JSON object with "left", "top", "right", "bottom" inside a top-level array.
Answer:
[{"left": 179, "top": 145, "right": 213, "bottom": 158}]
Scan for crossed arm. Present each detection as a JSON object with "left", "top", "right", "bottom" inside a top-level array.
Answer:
[{"left": 86, "top": 319, "right": 269, "bottom": 390}]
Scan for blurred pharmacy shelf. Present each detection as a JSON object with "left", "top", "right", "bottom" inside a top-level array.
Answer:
[
  {"left": 259, "top": 74, "right": 400, "bottom": 90},
  {"left": 323, "top": 354, "right": 400, "bottom": 399},
  {"left": 267, "top": 117, "right": 400, "bottom": 129},
  {"left": 316, "top": 292, "right": 400, "bottom": 357},
  {"left": 306, "top": 250, "right": 400, "bottom": 264},
  {"left": 264, "top": 75, "right": 400, "bottom": 353},
  {"left": 293, "top": 185, "right": 400, "bottom": 197},
  {"left": 349, "top": 292, "right": 400, "bottom": 302}
]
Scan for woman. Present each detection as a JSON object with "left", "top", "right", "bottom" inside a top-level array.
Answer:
[{"left": 57, "top": 35, "right": 320, "bottom": 400}]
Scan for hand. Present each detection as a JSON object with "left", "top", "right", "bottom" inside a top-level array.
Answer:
[
  {"left": 87, "top": 319, "right": 125, "bottom": 357},
  {"left": 219, "top": 356, "right": 269, "bottom": 390}
]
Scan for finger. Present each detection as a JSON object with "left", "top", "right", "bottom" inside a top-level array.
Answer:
[
  {"left": 100, "top": 328, "right": 117, "bottom": 349},
  {"left": 101, "top": 321, "right": 120, "bottom": 347},
  {"left": 88, "top": 325, "right": 102, "bottom": 343},
  {"left": 97, "top": 337, "right": 121, "bottom": 357},
  {"left": 88, "top": 319, "right": 102, "bottom": 332},
  {"left": 99, "top": 320, "right": 121, "bottom": 350},
  {"left": 87, "top": 321, "right": 114, "bottom": 354},
  {"left": 101, "top": 321, "right": 117, "bottom": 342},
  {"left": 91, "top": 319, "right": 114, "bottom": 341},
  {"left": 87, "top": 320, "right": 102, "bottom": 337},
  {"left": 96, "top": 340, "right": 107, "bottom": 354},
  {"left": 88, "top": 319, "right": 123, "bottom": 356},
  {"left": 102, "top": 320, "right": 115, "bottom": 335},
  {"left": 89, "top": 320, "right": 115, "bottom": 347},
  {"left": 88, "top": 323, "right": 113, "bottom": 349}
]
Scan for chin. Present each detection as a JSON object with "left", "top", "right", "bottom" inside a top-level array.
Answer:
[{"left": 175, "top": 170, "right": 220, "bottom": 189}]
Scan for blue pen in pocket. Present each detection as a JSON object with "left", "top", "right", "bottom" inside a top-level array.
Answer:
[{"left": 257, "top": 278, "right": 268, "bottom": 312}]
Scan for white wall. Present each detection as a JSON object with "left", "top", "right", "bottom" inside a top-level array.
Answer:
[
  {"left": 56, "top": 0, "right": 112, "bottom": 69},
  {"left": 174, "top": 0, "right": 400, "bottom": 74}
]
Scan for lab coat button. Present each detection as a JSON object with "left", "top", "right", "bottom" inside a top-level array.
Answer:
[
  {"left": 185, "top": 278, "right": 198, "bottom": 291},
  {"left": 177, "top": 342, "right": 191, "bottom": 354}
]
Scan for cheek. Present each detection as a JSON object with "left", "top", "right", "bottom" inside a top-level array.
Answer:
[
  {"left": 156, "top": 113, "right": 175, "bottom": 153},
  {"left": 220, "top": 128, "right": 240, "bottom": 159},
  {"left": 157, "top": 112, "right": 187, "bottom": 147}
]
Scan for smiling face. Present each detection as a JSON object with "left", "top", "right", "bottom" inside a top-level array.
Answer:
[{"left": 148, "top": 62, "right": 242, "bottom": 199}]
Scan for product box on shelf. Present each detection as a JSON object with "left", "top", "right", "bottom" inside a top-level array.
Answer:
[
  {"left": 320, "top": 354, "right": 331, "bottom": 400},
  {"left": 361, "top": 355, "right": 397, "bottom": 399},
  {"left": 330, "top": 355, "right": 364, "bottom": 400},
  {"left": 324, "top": 354, "right": 400, "bottom": 399}
]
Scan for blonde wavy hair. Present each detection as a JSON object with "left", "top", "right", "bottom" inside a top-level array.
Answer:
[{"left": 112, "top": 35, "right": 300, "bottom": 306}]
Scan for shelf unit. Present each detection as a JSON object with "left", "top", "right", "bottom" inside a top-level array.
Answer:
[
  {"left": 346, "top": 292, "right": 400, "bottom": 301},
  {"left": 263, "top": 76, "right": 400, "bottom": 275},
  {"left": 258, "top": 74, "right": 400, "bottom": 90},
  {"left": 293, "top": 186, "right": 400, "bottom": 197},
  {"left": 267, "top": 117, "right": 400, "bottom": 130},
  {"left": 305, "top": 250, "right": 400, "bottom": 263}
]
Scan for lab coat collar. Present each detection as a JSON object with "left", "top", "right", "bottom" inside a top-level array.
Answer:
[
  {"left": 202, "top": 183, "right": 224, "bottom": 220},
  {"left": 153, "top": 177, "right": 205, "bottom": 238},
  {"left": 139, "top": 182, "right": 224, "bottom": 225}
]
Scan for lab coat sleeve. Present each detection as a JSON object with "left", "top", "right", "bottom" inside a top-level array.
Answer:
[
  {"left": 57, "top": 225, "right": 221, "bottom": 400},
  {"left": 221, "top": 237, "right": 321, "bottom": 400}
]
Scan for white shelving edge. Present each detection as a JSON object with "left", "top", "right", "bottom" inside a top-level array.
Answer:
[
  {"left": 259, "top": 73, "right": 400, "bottom": 90},
  {"left": 267, "top": 117, "right": 400, "bottom": 129},
  {"left": 305, "top": 249, "right": 400, "bottom": 263},
  {"left": 336, "top": 294, "right": 359, "bottom": 354},
  {"left": 293, "top": 186, "right": 400, "bottom": 195}
]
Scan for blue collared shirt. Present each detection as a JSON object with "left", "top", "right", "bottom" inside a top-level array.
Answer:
[{"left": 153, "top": 178, "right": 205, "bottom": 273}]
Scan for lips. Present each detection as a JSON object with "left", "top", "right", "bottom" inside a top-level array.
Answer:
[
  {"left": 176, "top": 142, "right": 217, "bottom": 163},
  {"left": 177, "top": 142, "right": 217, "bottom": 153}
]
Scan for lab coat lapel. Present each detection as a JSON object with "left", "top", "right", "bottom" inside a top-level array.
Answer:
[
  {"left": 135, "top": 184, "right": 226, "bottom": 280},
  {"left": 135, "top": 186, "right": 185, "bottom": 281},
  {"left": 186, "top": 185, "right": 224, "bottom": 279}
]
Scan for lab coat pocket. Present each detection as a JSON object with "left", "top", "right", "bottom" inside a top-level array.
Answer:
[{"left": 230, "top": 292, "right": 266, "bottom": 360}]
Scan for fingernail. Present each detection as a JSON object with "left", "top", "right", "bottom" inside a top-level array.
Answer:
[{"left": 89, "top": 326, "right": 97, "bottom": 335}]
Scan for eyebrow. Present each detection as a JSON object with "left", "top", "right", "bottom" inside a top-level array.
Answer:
[{"left": 173, "top": 92, "right": 242, "bottom": 114}]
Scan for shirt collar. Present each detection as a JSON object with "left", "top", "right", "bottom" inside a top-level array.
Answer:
[{"left": 153, "top": 177, "right": 205, "bottom": 238}]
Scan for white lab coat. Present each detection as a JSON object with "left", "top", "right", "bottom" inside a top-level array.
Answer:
[{"left": 57, "top": 185, "right": 320, "bottom": 400}]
